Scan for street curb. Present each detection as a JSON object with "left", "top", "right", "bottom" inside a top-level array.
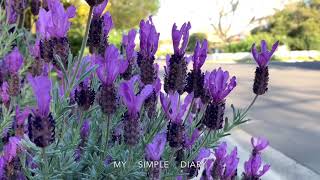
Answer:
[{"left": 224, "top": 128, "right": 320, "bottom": 180}]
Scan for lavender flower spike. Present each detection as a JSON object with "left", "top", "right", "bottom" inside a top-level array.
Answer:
[
  {"left": 119, "top": 76, "right": 153, "bottom": 116},
  {"left": 252, "top": 40, "right": 279, "bottom": 68},
  {"left": 96, "top": 45, "right": 128, "bottom": 86},
  {"left": 3, "top": 136, "right": 21, "bottom": 163},
  {"left": 27, "top": 74, "right": 52, "bottom": 117},
  {"left": 172, "top": 22, "right": 191, "bottom": 56},
  {"left": 145, "top": 132, "right": 167, "bottom": 161}
]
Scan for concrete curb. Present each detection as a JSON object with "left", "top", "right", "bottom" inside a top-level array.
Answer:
[{"left": 224, "top": 129, "right": 320, "bottom": 180}]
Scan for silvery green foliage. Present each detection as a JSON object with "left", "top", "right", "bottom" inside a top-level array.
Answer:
[{"left": 0, "top": 2, "right": 265, "bottom": 180}]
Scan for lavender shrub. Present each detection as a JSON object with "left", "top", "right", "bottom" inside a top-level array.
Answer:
[{"left": 0, "top": 0, "right": 278, "bottom": 179}]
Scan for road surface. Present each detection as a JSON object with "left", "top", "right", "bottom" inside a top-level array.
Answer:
[{"left": 158, "top": 61, "right": 320, "bottom": 174}]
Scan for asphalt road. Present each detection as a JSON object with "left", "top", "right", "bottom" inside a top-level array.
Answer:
[{"left": 158, "top": 61, "right": 320, "bottom": 174}]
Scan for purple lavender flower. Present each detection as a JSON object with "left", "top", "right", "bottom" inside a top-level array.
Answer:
[
  {"left": 223, "top": 147, "right": 239, "bottom": 179},
  {"left": 184, "top": 128, "right": 200, "bottom": 149},
  {"left": 145, "top": 132, "right": 167, "bottom": 161},
  {"left": 5, "top": 0, "right": 18, "bottom": 24},
  {"left": 3, "top": 136, "right": 20, "bottom": 163},
  {"left": 27, "top": 75, "right": 55, "bottom": 148},
  {"left": 251, "top": 40, "right": 279, "bottom": 68},
  {"left": 93, "top": 0, "right": 108, "bottom": 17},
  {"left": 205, "top": 68, "right": 237, "bottom": 103},
  {"left": 30, "top": 39, "right": 41, "bottom": 59},
  {"left": 186, "top": 148, "right": 211, "bottom": 178},
  {"left": 88, "top": 3, "right": 113, "bottom": 55},
  {"left": 96, "top": 45, "right": 128, "bottom": 86},
  {"left": 172, "top": 22, "right": 191, "bottom": 56},
  {"left": 185, "top": 39, "right": 208, "bottom": 98},
  {"left": 46, "top": 0, "right": 76, "bottom": 38},
  {"left": 4, "top": 48, "right": 23, "bottom": 74},
  {"left": 251, "top": 40, "right": 278, "bottom": 95},
  {"left": 27, "top": 75, "right": 52, "bottom": 117},
  {"left": 0, "top": 82, "right": 10, "bottom": 105},
  {"left": 95, "top": 46, "right": 125, "bottom": 114},
  {"left": 37, "top": 9, "right": 53, "bottom": 39},
  {"left": 160, "top": 92, "right": 193, "bottom": 124},
  {"left": 139, "top": 17, "right": 160, "bottom": 60},
  {"left": 243, "top": 154, "right": 270, "bottom": 180},
  {"left": 122, "top": 29, "right": 137, "bottom": 63},
  {"left": 137, "top": 17, "right": 160, "bottom": 85},
  {"left": 119, "top": 76, "right": 153, "bottom": 116},
  {"left": 103, "top": 12, "right": 113, "bottom": 36},
  {"left": 119, "top": 76, "right": 153, "bottom": 146},
  {"left": 251, "top": 137, "right": 269, "bottom": 155},
  {"left": 15, "top": 107, "right": 30, "bottom": 137},
  {"left": 202, "top": 68, "right": 237, "bottom": 130},
  {"left": 161, "top": 92, "right": 193, "bottom": 148},
  {"left": 209, "top": 142, "right": 239, "bottom": 179},
  {"left": 192, "top": 40, "right": 208, "bottom": 70},
  {"left": 80, "top": 120, "right": 90, "bottom": 140},
  {"left": 0, "top": 157, "right": 5, "bottom": 177}
]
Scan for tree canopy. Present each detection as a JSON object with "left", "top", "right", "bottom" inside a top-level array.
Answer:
[{"left": 109, "top": 0, "right": 160, "bottom": 30}]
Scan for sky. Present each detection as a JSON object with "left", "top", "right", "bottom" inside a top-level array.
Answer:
[{"left": 153, "top": 0, "right": 296, "bottom": 40}]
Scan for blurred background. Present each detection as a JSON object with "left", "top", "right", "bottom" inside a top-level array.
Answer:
[{"left": 28, "top": 0, "right": 320, "bottom": 179}]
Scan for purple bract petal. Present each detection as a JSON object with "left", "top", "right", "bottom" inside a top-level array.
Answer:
[
  {"left": 224, "top": 147, "right": 239, "bottom": 178},
  {"left": 103, "top": 12, "right": 113, "bottom": 36},
  {"left": 172, "top": 22, "right": 191, "bottom": 55},
  {"left": 195, "top": 148, "right": 211, "bottom": 162},
  {"left": 193, "top": 40, "right": 208, "bottom": 70},
  {"left": 27, "top": 74, "right": 52, "bottom": 117},
  {"left": 4, "top": 48, "right": 24, "bottom": 74},
  {"left": 139, "top": 16, "right": 160, "bottom": 60},
  {"left": 96, "top": 45, "right": 128, "bottom": 85},
  {"left": 119, "top": 76, "right": 152, "bottom": 116},
  {"left": 251, "top": 136, "right": 269, "bottom": 153},
  {"left": 205, "top": 68, "right": 237, "bottom": 103},
  {"left": 3, "top": 137, "right": 20, "bottom": 162},
  {"left": 5, "top": 0, "right": 18, "bottom": 24},
  {"left": 0, "top": 82, "right": 10, "bottom": 104},
  {"left": 93, "top": 0, "right": 108, "bottom": 17},
  {"left": 122, "top": 29, "right": 137, "bottom": 62},
  {"left": 184, "top": 128, "right": 200, "bottom": 149},
  {"left": 80, "top": 119, "right": 90, "bottom": 140},
  {"left": 15, "top": 107, "right": 30, "bottom": 126},
  {"left": 251, "top": 40, "right": 279, "bottom": 68},
  {"left": 145, "top": 132, "right": 167, "bottom": 161}
]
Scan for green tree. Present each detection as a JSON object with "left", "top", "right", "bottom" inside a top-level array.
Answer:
[
  {"left": 109, "top": 0, "right": 160, "bottom": 30},
  {"left": 252, "top": 0, "right": 320, "bottom": 50}
]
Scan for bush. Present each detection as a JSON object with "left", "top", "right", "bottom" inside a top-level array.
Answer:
[
  {"left": 186, "top": 33, "right": 207, "bottom": 52},
  {"left": 223, "top": 33, "right": 283, "bottom": 53}
]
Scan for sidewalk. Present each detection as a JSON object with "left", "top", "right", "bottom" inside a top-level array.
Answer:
[{"left": 224, "top": 128, "right": 320, "bottom": 180}]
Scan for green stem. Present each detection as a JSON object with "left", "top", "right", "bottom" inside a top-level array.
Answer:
[
  {"left": 183, "top": 97, "right": 195, "bottom": 125},
  {"left": 243, "top": 95, "right": 259, "bottom": 116},
  {"left": 187, "top": 130, "right": 211, "bottom": 162},
  {"left": 105, "top": 114, "right": 111, "bottom": 150},
  {"left": 66, "top": 7, "right": 93, "bottom": 97},
  {"left": 41, "top": 148, "right": 49, "bottom": 180}
]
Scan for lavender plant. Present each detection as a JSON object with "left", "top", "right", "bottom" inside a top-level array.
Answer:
[{"left": 0, "top": 0, "right": 279, "bottom": 179}]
